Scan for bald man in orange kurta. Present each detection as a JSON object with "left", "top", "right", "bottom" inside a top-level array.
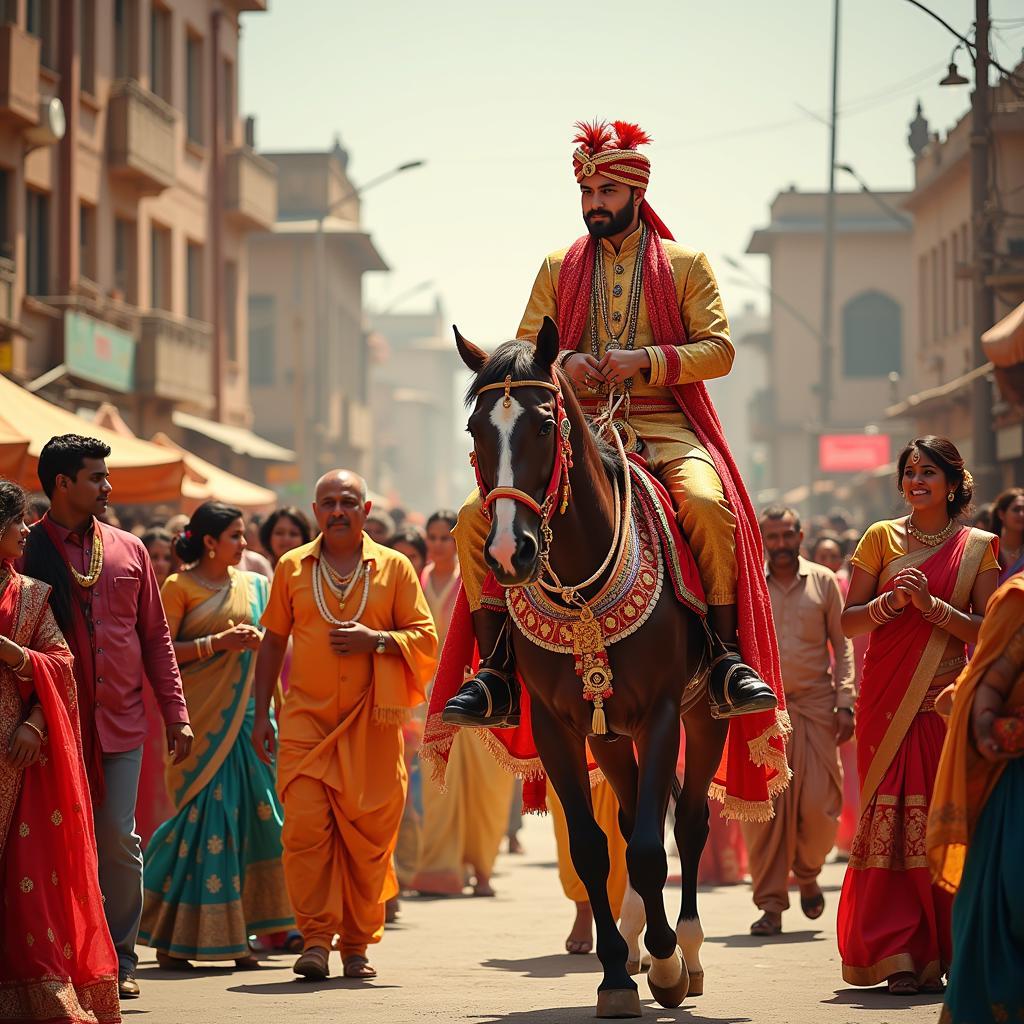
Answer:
[{"left": 253, "top": 472, "right": 436, "bottom": 980}]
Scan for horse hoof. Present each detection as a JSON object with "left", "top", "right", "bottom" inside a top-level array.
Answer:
[
  {"left": 595, "top": 989, "right": 642, "bottom": 1019},
  {"left": 687, "top": 971, "right": 704, "bottom": 997},
  {"left": 648, "top": 949, "right": 689, "bottom": 1009},
  {"left": 626, "top": 955, "right": 652, "bottom": 976}
]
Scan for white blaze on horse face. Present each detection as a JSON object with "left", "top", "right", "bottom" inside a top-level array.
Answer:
[{"left": 487, "top": 396, "right": 523, "bottom": 573}]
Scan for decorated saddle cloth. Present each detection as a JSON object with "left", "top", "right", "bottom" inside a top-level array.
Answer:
[{"left": 424, "top": 460, "right": 725, "bottom": 814}]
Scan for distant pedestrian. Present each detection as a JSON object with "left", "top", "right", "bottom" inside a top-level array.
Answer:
[
  {"left": 259, "top": 506, "right": 313, "bottom": 570},
  {"left": 744, "top": 506, "right": 854, "bottom": 936}
]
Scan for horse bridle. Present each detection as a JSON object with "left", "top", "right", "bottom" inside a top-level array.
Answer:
[{"left": 470, "top": 373, "right": 574, "bottom": 525}]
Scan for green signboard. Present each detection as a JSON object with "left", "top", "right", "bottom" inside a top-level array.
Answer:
[{"left": 64, "top": 311, "right": 135, "bottom": 392}]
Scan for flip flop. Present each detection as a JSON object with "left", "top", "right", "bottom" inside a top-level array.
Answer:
[
  {"left": 565, "top": 938, "right": 593, "bottom": 955},
  {"left": 343, "top": 955, "right": 377, "bottom": 979},
  {"left": 749, "top": 914, "right": 782, "bottom": 936},
  {"left": 887, "top": 974, "right": 919, "bottom": 996},
  {"left": 800, "top": 892, "right": 826, "bottom": 920}
]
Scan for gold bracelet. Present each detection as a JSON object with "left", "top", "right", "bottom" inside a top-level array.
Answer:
[
  {"left": 924, "top": 598, "right": 954, "bottom": 627},
  {"left": 21, "top": 719, "right": 45, "bottom": 741},
  {"left": 12, "top": 645, "right": 29, "bottom": 675}
]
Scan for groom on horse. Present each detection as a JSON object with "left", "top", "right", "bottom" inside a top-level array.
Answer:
[{"left": 442, "top": 119, "right": 778, "bottom": 730}]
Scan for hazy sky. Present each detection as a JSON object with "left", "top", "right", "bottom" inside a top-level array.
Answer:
[{"left": 241, "top": 1, "right": 1024, "bottom": 343}]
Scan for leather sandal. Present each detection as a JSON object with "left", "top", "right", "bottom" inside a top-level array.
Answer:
[
  {"left": 749, "top": 913, "right": 782, "bottom": 936},
  {"left": 800, "top": 891, "right": 826, "bottom": 920},
  {"left": 887, "top": 973, "right": 919, "bottom": 996},
  {"left": 343, "top": 955, "right": 377, "bottom": 979},
  {"left": 293, "top": 946, "right": 330, "bottom": 980}
]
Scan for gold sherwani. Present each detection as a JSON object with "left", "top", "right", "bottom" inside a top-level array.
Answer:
[{"left": 455, "top": 227, "right": 738, "bottom": 609}]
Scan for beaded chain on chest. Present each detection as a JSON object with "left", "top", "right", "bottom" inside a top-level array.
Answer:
[
  {"left": 589, "top": 223, "right": 648, "bottom": 363},
  {"left": 312, "top": 557, "right": 372, "bottom": 627}
]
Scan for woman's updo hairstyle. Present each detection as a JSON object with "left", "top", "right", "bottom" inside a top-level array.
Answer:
[
  {"left": 174, "top": 501, "right": 244, "bottom": 564},
  {"left": 0, "top": 479, "right": 26, "bottom": 538},
  {"left": 896, "top": 435, "right": 974, "bottom": 520}
]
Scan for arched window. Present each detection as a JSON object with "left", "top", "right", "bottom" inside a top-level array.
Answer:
[{"left": 841, "top": 291, "right": 902, "bottom": 378}]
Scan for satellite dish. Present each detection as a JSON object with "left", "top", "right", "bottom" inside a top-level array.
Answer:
[{"left": 24, "top": 97, "right": 66, "bottom": 149}]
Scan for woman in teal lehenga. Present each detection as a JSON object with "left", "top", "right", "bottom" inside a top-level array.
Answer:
[{"left": 139, "top": 502, "right": 293, "bottom": 968}]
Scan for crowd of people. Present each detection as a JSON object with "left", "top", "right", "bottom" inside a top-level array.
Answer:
[{"left": 1, "top": 429, "right": 1023, "bottom": 1024}]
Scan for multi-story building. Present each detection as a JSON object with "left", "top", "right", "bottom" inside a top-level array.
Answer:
[
  {"left": 0, "top": 0, "right": 281, "bottom": 474},
  {"left": 887, "top": 73, "right": 1024, "bottom": 489},
  {"left": 247, "top": 139, "right": 386, "bottom": 502},
  {"left": 745, "top": 188, "right": 914, "bottom": 503},
  {"left": 369, "top": 298, "right": 471, "bottom": 515}
]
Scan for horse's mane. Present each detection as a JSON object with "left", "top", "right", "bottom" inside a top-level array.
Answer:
[{"left": 466, "top": 340, "right": 623, "bottom": 484}]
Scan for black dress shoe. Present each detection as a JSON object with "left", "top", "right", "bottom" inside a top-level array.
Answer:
[
  {"left": 708, "top": 647, "right": 778, "bottom": 720},
  {"left": 118, "top": 972, "right": 140, "bottom": 999},
  {"left": 441, "top": 667, "right": 520, "bottom": 728}
]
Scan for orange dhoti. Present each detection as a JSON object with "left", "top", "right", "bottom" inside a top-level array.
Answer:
[
  {"left": 549, "top": 778, "right": 628, "bottom": 919},
  {"left": 263, "top": 534, "right": 438, "bottom": 957}
]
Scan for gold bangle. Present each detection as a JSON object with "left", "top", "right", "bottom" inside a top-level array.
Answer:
[
  {"left": 21, "top": 719, "right": 44, "bottom": 741},
  {"left": 12, "top": 645, "right": 29, "bottom": 675}
]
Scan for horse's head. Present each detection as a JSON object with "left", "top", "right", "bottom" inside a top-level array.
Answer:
[{"left": 457, "top": 317, "right": 570, "bottom": 587}]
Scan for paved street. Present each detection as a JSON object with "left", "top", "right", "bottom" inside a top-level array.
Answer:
[{"left": 135, "top": 813, "right": 944, "bottom": 1024}]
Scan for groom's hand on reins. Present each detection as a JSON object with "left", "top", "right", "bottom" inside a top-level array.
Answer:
[
  {"left": 598, "top": 348, "right": 651, "bottom": 388},
  {"left": 563, "top": 352, "right": 607, "bottom": 393}
]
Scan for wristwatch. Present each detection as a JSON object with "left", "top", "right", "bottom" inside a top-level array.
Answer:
[{"left": 375, "top": 632, "right": 388, "bottom": 655}]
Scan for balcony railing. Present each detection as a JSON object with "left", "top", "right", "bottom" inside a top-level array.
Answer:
[
  {"left": 0, "top": 24, "right": 39, "bottom": 126},
  {"left": 225, "top": 146, "right": 277, "bottom": 231},
  {"left": 136, "top": 311, "right": 214, "bottom": 406},
  {"left": 0, "top": 256, "right": 14, "bottom": 326},
  {"left": 108, "top": 79, "right": 176, "bottom": 195}
]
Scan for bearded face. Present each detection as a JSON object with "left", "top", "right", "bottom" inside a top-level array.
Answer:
[{"left": 580, "top": 174, "right": 640, "bottom": 239}]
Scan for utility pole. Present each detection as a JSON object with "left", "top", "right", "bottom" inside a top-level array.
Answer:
[
  {"left": 813, "top": 0, "right": 841, "bottom": 510},
  {"left": 970, "top": 0, "right": 997, "bottom": 498}
]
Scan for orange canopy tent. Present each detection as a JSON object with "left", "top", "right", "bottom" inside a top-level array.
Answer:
[
  {"left": 150, "top": 433, "right": 278, "bottom": 513},
  {"left": 0, "top": 378, "right": 183, "bottom": 502},
  {"left": 0, "top": 416, "right": 30, "bottom": 481}
]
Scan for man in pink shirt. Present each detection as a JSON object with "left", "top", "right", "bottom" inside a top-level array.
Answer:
[{"left": 21, "top": 434, "right": 193, "bottom": 999}]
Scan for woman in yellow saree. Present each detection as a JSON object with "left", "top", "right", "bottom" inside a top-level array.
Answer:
[
  {"left": 837, "top": 438, "right": 998, "bottom": 995},
  {"left": 927, "top": 574, "right": 1024, "bottom": 1022},
  {"left": 139, "top": 502, "right": 293, "bottom": 967}
]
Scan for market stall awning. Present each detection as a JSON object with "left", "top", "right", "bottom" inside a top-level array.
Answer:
[
  {"left": 171, "top": 410, "right": 295, "bottom": 462},
  {"left": 982, "top": 301, "right": 1024, "bottom": 367},
  {"left": 885, "top": 363, "right": 993, "bottom": 420},
  {"left": 0, "top": 417, "right": 29, "bottom": 480},
  {"left": 151, "top": 433, "right": 278, "bottom": 512},
  {"left": 0, "top": 378, "right": 183, "bottom": 502}
]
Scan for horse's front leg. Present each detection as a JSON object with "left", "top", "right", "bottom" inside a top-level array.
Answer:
[
  {"left": 531, "top": 702, "right": 639, "bottom": 1020},
  {"left": 631, "top": 699, "right": 689, "bottom": 1008}
]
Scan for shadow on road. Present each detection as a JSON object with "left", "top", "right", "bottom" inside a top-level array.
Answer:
[
  {"left": 227, "top": 978, "right": 401, "bottom": 995},
  {"left": 467, "top": 1002, "right": 751, "bottom": 1024},
  {"left": 706, "top": 930, "right": 826, "bottom": 947},
  {"left": 481, "top": 954, "right": 606, "bottom": 978},
  {"left": 823, "top": 987, "right": 945, "bottom": 1010}
]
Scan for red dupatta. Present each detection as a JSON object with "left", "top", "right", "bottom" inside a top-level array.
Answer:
[
  {"left": 0, "top": 568, "right": 120, "bottom": 1023},
  {"left": 856, "top": 527, "right": 994, "bottom": 807}
]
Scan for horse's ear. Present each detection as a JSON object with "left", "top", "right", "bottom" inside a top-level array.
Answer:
[
  {"left": 535, "top": 316, "right": 560, "bottom": 373},
  {"left": 453, "top": 325, "right": 487, "bottom": 372}
]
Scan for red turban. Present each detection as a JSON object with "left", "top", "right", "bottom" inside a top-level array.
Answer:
[{"left": 572, "top": 120, "right": 652, "bottom": 189}]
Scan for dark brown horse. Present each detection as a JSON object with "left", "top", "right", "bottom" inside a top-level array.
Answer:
[{"left": 457, "top": 318, "right": 729, "bottom": 1019}]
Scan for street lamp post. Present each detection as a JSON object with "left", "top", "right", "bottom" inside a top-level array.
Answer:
[{"left": 307, "top": 158, "right": 425, "bottom": 486}]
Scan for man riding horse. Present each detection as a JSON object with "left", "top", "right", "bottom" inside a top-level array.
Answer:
[{"left": 442, "top": 119, "right": 778, "bottom": 730}]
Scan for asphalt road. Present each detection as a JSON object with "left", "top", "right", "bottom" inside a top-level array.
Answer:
[{"left": 133, "top": 814, "right": 945, "bottom": 1024}]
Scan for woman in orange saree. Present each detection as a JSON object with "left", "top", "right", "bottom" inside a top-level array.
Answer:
[
  {"left": 837, "top": 438, "right": 998, "bottom": 996},
  {"left": 0, "top": 480, "right": 120, "bottom": 1024}
]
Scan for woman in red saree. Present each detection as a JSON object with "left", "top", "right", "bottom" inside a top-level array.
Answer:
[
  {"left": 837, "top": 437, "right": 998, "bottom": 995},
  {"left": 0, "top": 480, "right": 120, "bottom": 1023}
]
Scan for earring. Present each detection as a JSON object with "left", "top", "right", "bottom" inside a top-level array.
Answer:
[
  {"left": 208, "top": 549, "right": 215, "bottom": 559},
  {"left": 947, "top": 492, "right": 955, "bottom": 503}
]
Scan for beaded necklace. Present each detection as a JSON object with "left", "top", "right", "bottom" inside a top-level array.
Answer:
[
  {"left": 589, "top": 224, "right": 648, "bottom": 362},
  {"left": 70, "top": 524, "right": 104, "bottom": 589},
  {"left": 312, "top": 556, "right": 372, "bottom": 627}
]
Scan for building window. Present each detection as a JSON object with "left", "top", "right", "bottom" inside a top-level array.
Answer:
[
  {"left": 114, "top": 217, "right": 136, "bottom": 301},
  {"left": 79, "top": 0, "right": 96, "bottom": 94},
  {"left": 25, "top": 189, "right": 49, "bottom": 296},
  {"left": 221, "top": 57, "right": 235, "bottom": 144},
  {"left": 951, "top": 231, "right": 960, "bottom": 330},
  {"left": 0, "top": 168, "right": 10, "bottom": 260},
  {"left": 918, "top": 254, "right": 928, "bottom": 349},
  {"left": 931, "top": 247, "right": 939, "bottom": 342},
  {"left": 149, "top": 222, "right": 171, "bottom": 311},
  {"left": 150, "top": 4, "right": 171, "bottom": 102},
  {"left": 960, "top": 224, "right": 970, "bottom": 329},
  {"left": 114, "top": 0, "right": 136, "bottom": 79},
  {"left": 248, "top": 295, "right": 275, "bottom": 388},
  {"left": 79, "top": 202, "right": 97, "bottom": 282},
  {"left": 26, "top": 0, "right": 54, "bottom": 70},
  {"left": 186, "top": 241, "right": 203, "bottom": 321},
  {"left": 841, "top": 291, "right": 902, "bottom": 378},
  {"left": 186, "top": 32, "right": 204, "bottom": 145},
  {"left": 224, "top": 260, "right": 237, "bottom": 361},
  {"left": 940, "top": 239, "right": 948, "bottom": 338}
]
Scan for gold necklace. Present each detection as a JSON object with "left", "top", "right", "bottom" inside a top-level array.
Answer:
[
  {"left": 189, "top": 567, "right": 233, "bottom": 592},
  {"left": 907, "top": 515, "right": 958, "bottom": 547},
  {"left": 69, "top": 525, "right": 104, "bottom": 588},
  {"left": 313, "top": 558, "right": 372, "bottom": 627},
  {"left": 322, "top": 556, "right": 357, "bottom": 588}
]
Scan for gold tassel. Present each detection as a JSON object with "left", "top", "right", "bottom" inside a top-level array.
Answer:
[{"left": 591, "top": 703, "right": 607, "bottom": 735}]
